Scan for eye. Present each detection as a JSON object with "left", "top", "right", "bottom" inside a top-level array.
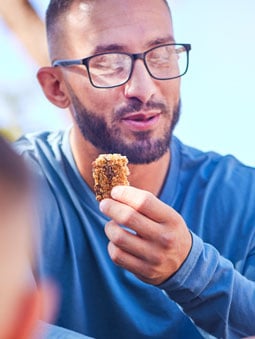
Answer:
[{"left": 91, "top": 56, "right": 111, "bottom": 70}]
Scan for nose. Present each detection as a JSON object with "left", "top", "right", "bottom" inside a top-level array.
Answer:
[{"left": 124, "top": 60, "right": 158, "bottom": 103}]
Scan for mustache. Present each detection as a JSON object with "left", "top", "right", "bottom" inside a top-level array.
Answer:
[{"left": 113, "top": 99, "right": 168, "bottom": 121}]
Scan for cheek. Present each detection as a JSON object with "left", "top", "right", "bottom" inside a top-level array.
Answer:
[
  {"left": 91, "top": 90, "right": 116, "bottom": 111},
  {"left": 76, "top": 82, "right": 122, "bottom": 116},
  {"left": 161, "top": 78, "right": 180, "bottom": 104}
]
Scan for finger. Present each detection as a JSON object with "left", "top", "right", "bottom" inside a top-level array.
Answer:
[
  {"left": 105, "top": 220, "right": 161, "bottom": 264},
  {"left": 107, "top": 242, "right": 162, "bottom": 285},
  {"left": 100, "top": 199, "right": 159, "bottom": 240},
  {"left": 110, "top": 186, "right": 179, "bottom": 224}
]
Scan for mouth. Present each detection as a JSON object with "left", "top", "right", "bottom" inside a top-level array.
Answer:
[{"left": 121, "top": 112, "right": 161, "bottom": 131}]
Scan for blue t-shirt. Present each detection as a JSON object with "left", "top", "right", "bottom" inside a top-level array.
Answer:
[{"left": 16, "top": 129, "right": 255, "bottom": 339}]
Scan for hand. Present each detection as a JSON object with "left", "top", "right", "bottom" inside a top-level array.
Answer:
[{"left": 100, "top": 186, "right": 192, "bottom": 285}]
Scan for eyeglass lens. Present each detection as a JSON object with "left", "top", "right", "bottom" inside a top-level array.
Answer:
[
  {"left": 88, "top": 44, "right": 188, "bottom": 88},
  {"left": 89, "top": 54, "right": 132, "bottom": 88}
]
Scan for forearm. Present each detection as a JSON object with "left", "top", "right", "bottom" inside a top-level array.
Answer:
[{"left": 159, "top": 232, "right": 255, "bottom": 339}]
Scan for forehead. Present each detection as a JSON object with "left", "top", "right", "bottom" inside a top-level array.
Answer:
[{"left": 64, "top": 0, "right": 173, "bottom": 56}]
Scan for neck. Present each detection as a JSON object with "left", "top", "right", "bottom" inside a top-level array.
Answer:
[
  {"left": 70, "top": 127, "right": 171, "bottom": 197},
  {"left": 127, "top": 152, "right": 170, "bottom": 196}
]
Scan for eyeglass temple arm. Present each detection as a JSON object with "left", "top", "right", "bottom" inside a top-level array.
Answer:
[
  {"left": 176, "top": 44, "right": 191, "bottom": 54},
  {"left": 52, "top": 59, "right": 83, "bottom": 67}
]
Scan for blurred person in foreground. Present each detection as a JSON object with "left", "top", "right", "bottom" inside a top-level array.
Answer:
[
  {"left": 15, "top": 0, "right": 255, "bottom": 338},
  {"left": 0, "top": 136, "right": 92, "bottom": 339},
  {"left": 0, "top": 136, "right": 48, "bottom": 339}
]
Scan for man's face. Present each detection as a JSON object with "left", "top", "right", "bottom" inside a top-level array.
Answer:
[{"left": 61, "top": 0, "right": 181, "bottom": 163}]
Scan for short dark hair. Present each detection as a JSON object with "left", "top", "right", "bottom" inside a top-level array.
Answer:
[
  {"left": 46, "top": 0, "right": 170, "bottom": 29},
  {"left": 46, "top": 0, "right": 73, "bottom": 37},
  {"left": 46, "top": 0, "right": 171, "bottom": 58},
  {"left": 0, "top": 136, "right": 29, "bottom": 191}
]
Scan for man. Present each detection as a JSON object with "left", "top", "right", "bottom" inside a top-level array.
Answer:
[{"left": 16, "top": 0, "right": 255, "bottom": 338}]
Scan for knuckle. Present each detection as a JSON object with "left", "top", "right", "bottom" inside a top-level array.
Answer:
[
  {"left": 159, "top": 231, "right": 174, "bottom": 249},
  {"left": 138, "top": 191, "right": 154, "bottom": 210},
  {"left": 151, "top": 252, "right": 165, "bottom": 266},
  {"left": 113, "top": 229, "right": 126, "bottom": 247},
  {"left": 105, "top": 220, "right": 117, "bottom": 239},
  {"left": 108, "top": 242, "right": 121, "bottom": 263},
  {"left": 122, "top": 210, "right": 134, "bottom": 225},
  {"left": 119, "top": 209, "right": 139, "bottom": 229}
]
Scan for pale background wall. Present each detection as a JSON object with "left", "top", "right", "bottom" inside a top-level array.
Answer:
[{"left": 168, "top": 0, "right": 255, "bottom": 165}]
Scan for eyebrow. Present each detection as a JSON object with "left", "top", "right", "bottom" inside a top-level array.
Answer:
[
  {"left": 93, "top": 44, "right": 126, "bottom": 54},
  {"left": 147, "top": 35, "right": 175, "bottom": 47},
  {"left": 93, "top": 35, "right": 175, "bottom": 55}
]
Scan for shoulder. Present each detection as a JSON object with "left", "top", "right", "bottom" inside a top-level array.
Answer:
[
  {"left": 14, "top": 130, "right": 67, "bottom": 174},
  {"left": 172, "top": 136, "right": 255, "bottom": 183},
  {"left": 171, "top": 136, "right": 255, "bottom": 220},
  {"left": 14, "top": 130, "right": 70, "bottom": 201},
  {"left": 15, "top": 130, "right": 65, "bottom": 157}
]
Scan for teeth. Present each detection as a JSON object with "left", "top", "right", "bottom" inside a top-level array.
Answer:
[
  {"left": 124, "top": 113, "right": 159, "bottom": 123},
  {"left": 133, "top": 117, "right": 146, "bottom": 121},
  {"left": 129, "top": 115, "right": 152, "bottom": 121}
]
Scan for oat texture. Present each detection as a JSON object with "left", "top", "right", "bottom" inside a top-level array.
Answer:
[{"left": 92, "top": 154, "right": 130, "bottom": 201}]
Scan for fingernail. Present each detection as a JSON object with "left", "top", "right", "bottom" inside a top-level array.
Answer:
[{"left": 99, "top": 199, "right": 107, "bottom": 212}]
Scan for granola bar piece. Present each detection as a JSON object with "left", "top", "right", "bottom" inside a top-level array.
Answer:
[{"left": 92, "top": 154, "right": 130, "bottom": 201}]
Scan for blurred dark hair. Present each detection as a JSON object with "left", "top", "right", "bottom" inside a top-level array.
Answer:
[{"left": 0, "top": 136, "right": 29, "bottom": 191}]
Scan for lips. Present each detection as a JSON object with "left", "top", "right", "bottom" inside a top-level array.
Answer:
[
  {"left": 121, "top": 112, "right": 161, "bottom": 131},
  {"left": 124, "top": 113, "right": 157, "bottom": 121}
]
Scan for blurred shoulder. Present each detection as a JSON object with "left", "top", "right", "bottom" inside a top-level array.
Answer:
[{"left": 15, "top": 130, "right": 65, "bottom": 156}]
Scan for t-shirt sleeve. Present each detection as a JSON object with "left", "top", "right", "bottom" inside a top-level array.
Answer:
[{"left": 159, "top": 231, "right": 255, "bottom": 338}]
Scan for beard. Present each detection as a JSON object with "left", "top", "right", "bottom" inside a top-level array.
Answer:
[{"left": 69, "top": 89, "right": 181, "bottom": 164}]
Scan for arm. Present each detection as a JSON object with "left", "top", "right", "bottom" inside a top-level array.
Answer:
[
  {"left": 160, "top": 233, "right": 255, "bottom": 338},
  {"left": 100, "top": 185, "right": 255, "bottom": 338}
]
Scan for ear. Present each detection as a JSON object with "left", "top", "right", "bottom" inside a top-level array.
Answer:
[{"left": 37, "top": 67, "right": 70, "bottom": 109}]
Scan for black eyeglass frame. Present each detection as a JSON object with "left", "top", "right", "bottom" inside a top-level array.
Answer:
[{"left": 52, "top": 43, "right": 191, "bottom": 89}]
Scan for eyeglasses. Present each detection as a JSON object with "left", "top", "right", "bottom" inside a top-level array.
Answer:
[{"left": 52, "top": 43, "right": 191, "bottom": 89}]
